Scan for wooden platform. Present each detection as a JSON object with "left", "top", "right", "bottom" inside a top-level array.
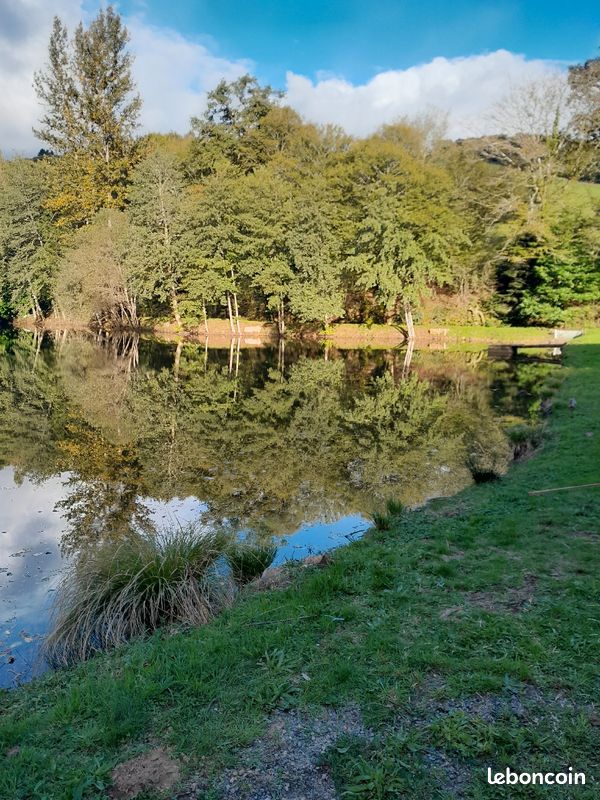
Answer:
[{"left": 488, "top": 343, "right": 565, "bottom": 359}]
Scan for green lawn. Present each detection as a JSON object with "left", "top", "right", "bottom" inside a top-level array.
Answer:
[
  {"left": 1, "top": 333, "right": 599, "bottom": 799},
  {"left": 441, "top": 325, "right": 567, "bottom": 343}
]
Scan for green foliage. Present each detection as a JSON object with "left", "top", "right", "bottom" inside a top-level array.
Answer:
[
  {"left": 126, "top": 148, "right": 189, "bottom": 324},
  {"left": 497, "top": 199, "right": 600, "bottom": 325},
  {"left": 345, "top": 138, "right": 468, "bottom": 324},
  {"left": 2, "top": 25, "right": 599, "bottom": 332},
  {"left": 187, "top": 74, "right": 282, "bottom": 177},
  {"left": 54, "top": 210, "right": 137, "bottom": 326},
  {"left": 0, "top": 157, "right": 62, "bottom": 318},
  {"left": 33, "top": 8, "right": 140, "bottom": 223}
]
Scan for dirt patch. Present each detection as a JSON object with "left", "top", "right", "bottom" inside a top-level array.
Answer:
[
  {"left": 441, "top": 549, "right": 465, "bottom": 562},
  {"left": 180, "top": 706, "right": 372, "bottom": 800},
  {"left": 302, "top": 554, "right": 332, "bottom": 568},
  {"left": 468, "top": 574, "right": 538, "bottom": 614},
  {"left": 250, "top": 555, "right": 331, "bottom": 594},
  {"left": 110, "top": 748, "right": 181, "bottom": 799},
  {"left": 250, "top": 566, "right": 293, "bottom": 592},
  {"left": 439, "top": 605, "right": 464, "bottom": 620}
]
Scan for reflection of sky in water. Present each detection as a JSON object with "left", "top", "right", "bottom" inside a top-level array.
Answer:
[
  {"left": 0, "top": 468, "right": 66, "bottom": 687},
  {"left": 273, "top": 516, "right": 369, "bottom": 566},
  {"left": 0, "top": 467, "right": 369, "bottom": 688}
]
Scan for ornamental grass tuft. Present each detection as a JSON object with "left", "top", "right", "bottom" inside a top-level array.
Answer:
[{"left": 44, "top": 524, "right": 234, "bottom": 667}]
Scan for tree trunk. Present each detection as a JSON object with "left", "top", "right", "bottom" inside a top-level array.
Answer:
[
  {"left": 171, "top": 290, "right": 182, "bottom": 330},
  {"left": 232, "top": 292, "right": 241, "bottom": 335},
  {"left": 404, "top": 303, "right": 415, "bottom": 341},
  {"left": 31, "top": 292, "right": 43, "bottom": 322},
  {"left": 173, "top": 340, "right": 182, "bottom": 380},
  {"left": 226, "top": 293, "right": 235, "bottom": 334},
  {"left": 278, "top": 298, "right": 286, "bottom": 336},
  {"left": 402, "top": 338, "right": 415, "bottom": 377},
  {"left": 202, "top": 301, "right": 209, "bottom": 336}
]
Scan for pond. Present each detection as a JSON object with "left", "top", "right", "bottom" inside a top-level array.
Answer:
[{"left": 0, "top": 330, "right": 560, "bottom": 687}]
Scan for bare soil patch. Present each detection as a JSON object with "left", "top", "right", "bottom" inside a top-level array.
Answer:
[
  {"left": 179, "top": 706, "right": 372, "bottom": 800},
  {"left": 110, "top": 748, "right": 181, "bottom": 799},
  {"left": 468, "top": 574, "right": 538, "bottom": 613}
]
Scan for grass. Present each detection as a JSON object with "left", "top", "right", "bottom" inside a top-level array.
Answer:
[
  {"left": 1, "top": 332, "right": 600, "bottom": 799},
  {"left": 442, "top": 325, "right": 563, "bottom": 343},
  {"left": 44, "top": 525, "right": 234, "bottom": 668},
  {"left": 226, "top": 541, "right": 277, "bottom": 586}
]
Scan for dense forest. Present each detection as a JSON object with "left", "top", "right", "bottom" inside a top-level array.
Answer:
[{"left": 1, "top": 6, "right": 599, "bottom": 334}]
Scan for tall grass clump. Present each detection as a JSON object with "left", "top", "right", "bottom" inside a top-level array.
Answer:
[
  {"left": 371, "top": 498, "right": 404, "bottom": 531},
  {"left": 45, "top": 525, "right": 234, "bottom": 668},
  {"left": 226, "top": 541, "right": 277, "bottom": 585}
]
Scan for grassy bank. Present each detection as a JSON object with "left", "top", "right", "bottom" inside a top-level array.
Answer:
[{"left": 2, "top": 333, "right": 599, "bottom": 799}]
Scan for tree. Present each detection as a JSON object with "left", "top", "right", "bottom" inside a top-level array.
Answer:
[
  {"left": 344, "top": 139, "right": 467, "bottom": 337},
  {"left": 568, "top": 57, "right": 600, "bottom": 180},
  {"left": 127, "top": 149, "right": 188, "bottom": 327},
  {"left": 184, "top": 170, "right": 247, "bottom": 332},
  {"left": 286, "top": 180, "right": 345, "bottom": 328},
  {"left": 54, "top": 210, "right": 137, "bottom": 327},
  {"left": 187, "top": 75, "right": 281, "bottom": 177},
  {"left": 33, "top": 6, "right": 141, "bottom": 223},
  {"left": 487, "top": 76, "right": 570, "bottom": 219},
  {"left": 0, "top": 158, "right": 61, "bottom": 320},
  {"left": 232, "top": 168, "right": 292, "bottom": 334},
  {"left": 503, "top": 207, "right": 600, "bottom": 325}
]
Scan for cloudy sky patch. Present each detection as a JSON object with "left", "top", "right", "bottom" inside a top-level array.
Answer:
[{"left": 0, "top": 1, "right": 590, "bottom": 155}]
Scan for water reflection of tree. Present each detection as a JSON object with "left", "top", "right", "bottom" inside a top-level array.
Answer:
[
  {"left": 54, "top": 419, "right": 153, "bottom": 555},
  {"left": 0, "top": 332, "right": 553, "bottom": 556}
]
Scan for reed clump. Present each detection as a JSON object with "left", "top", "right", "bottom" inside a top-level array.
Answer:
[
  {"left": 45, "top": 525, "right": 234, "bottom": 667},
  {"left": 226, "top": 541, "right": 277, "bottom": 585}
]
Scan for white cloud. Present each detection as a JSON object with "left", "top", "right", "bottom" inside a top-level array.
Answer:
[
  {"left": 0, "top": 0, "right": 84, "bottom": 155},
  {"left": 0, "top": 1, "right": 566, "bottom": 157},
  {"left": 128, "top": 18, "right": 251, "bottom": 135},
  {"left": 284, "top": 51, "right": 565, "bottom": 139},
  {"left": 0, "top": 2, "right": 251, "bottom": 156}
]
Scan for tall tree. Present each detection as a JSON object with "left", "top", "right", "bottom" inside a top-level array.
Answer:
[
  {"left": 184, "top": 170, "right": 246, "bottom": 332},
  {"left": 286, "top": 180, "right": 345, "bottom": 328},
  {"left": 568, "top": 57, "right": 600, "bottom": 180},
  {"left": 345, "top": 139, "right": 467, "bottom": 337},
  {"left": 187, "top": 75, "right": 281, "bottom": 177},
  {"left": 127, "top": 149, "right": 188, "bottom": 328},
  {"left": 54, "top": 210, "right": 138, "bottom": 327},
  {"left": 33, "top": 6, "right": 141, "bottom": 223},
  {"left": 0, "top": 158, "right": 61, "bottom": 320}
]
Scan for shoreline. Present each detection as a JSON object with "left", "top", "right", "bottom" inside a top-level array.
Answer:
[
  {"left": 12, "top": 316, "right": 577, "bottom": 349},
  {"left": 2, "top": 332, "right": 598, "bottom": 798}
]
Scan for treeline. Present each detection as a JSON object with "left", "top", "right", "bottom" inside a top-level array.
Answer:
[{"left": 1, "top": 6, "right": 599, "bottom": 332}]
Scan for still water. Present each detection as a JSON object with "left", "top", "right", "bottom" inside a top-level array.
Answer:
[{"left": 0, "top": 331, "right": 559, "bottom": 686}]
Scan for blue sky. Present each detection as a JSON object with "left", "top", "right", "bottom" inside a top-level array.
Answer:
[
  {"left": 117, "top": 0, "right": 599, "bottom": 87},
  {"left": 1, "top": 0, "right": 598, "bottom": 154}
]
